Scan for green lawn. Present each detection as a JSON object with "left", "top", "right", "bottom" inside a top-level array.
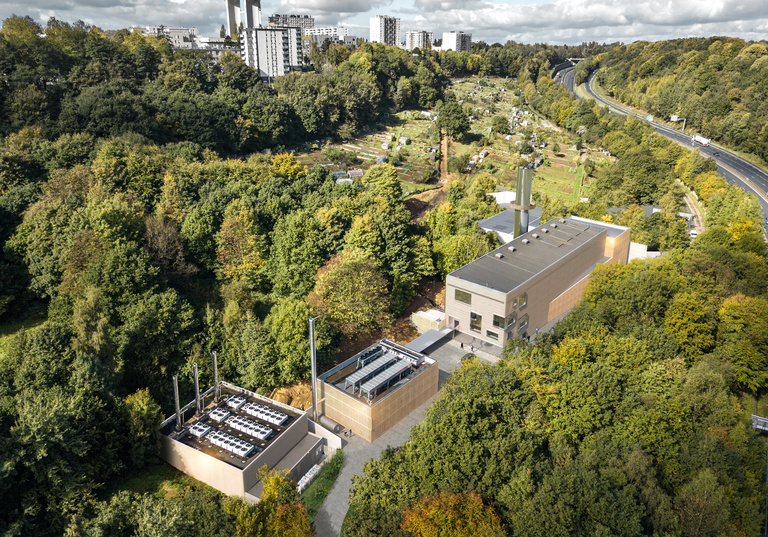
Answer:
[{"left": 300, "top": 449, "right": 344, "bottom": 523}]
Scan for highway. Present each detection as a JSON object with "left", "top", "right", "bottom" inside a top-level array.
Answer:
[{"left": 582, "top": 70, "right": 768, "bottom": 218}]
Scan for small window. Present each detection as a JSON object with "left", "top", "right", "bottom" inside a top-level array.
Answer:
[
  {"left": 505, "top": 312, "right": 517, "bottom": 327},
  {"left": 518, "top": 314, "right": 529, "bottom": 331},
  {"left": 493, "top": 314, "right": 505, "bottom": 328},
  {"left": 486, "top": 330, "right": 499, "bottom": 340},
  {"left": 519, "top": 293, "right": 528, "bottom": 309},
  {"left": 455, "top": 289, "right": 471, "bottom": 305},
  {"left": 470, "top": 312, "right": 482, "bottom": 332},
  {"left": 511, "top": 298, "right": 518, "bottom": 309}
]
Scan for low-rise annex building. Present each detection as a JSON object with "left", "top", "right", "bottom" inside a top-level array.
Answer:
[
  {"left": 159, "top": 380, "right": 341, "bottom": 501},
  {"left": 445, "top": 216, "right": 630, "bottom": 349},
  {"left": 317, "top": 339, "right": 438, "bottom": 442}
]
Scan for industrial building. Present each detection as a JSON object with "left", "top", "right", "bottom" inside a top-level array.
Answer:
[
  {"left": 405, "top": 30, "right": 433, "bottom": 51},
  {"left": 159, "top": 377, "right": 340, "bottom": 500},
  {"left": 370, "top": 15, "right": 401, "bottom": 47},
  {"left": 445, "top": 217, "right": 630, "bottom": 349},
  {"left": 318, "top": 339, "right": 438, "bottom": 442},
  {"left": 442, "top": 31, "right": 472, "bottom": 53}
]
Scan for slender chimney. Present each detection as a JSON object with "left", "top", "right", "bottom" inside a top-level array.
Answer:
[
  {"left": 309, "top": 317, "right": 318, "bottom": 422},
  {"left": 193, "top": 363, "right": 202, "bottom": 416},
  {"left": 212, "top": 351, "right": 220, "bottom": 402},
  {"left": 173, "top": 375, "right": 182, "bottom": 431}
]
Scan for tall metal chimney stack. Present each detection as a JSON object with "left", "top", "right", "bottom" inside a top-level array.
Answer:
[
  {"left": 173, "top": 375, "right": 182, "bottom": 431},
  {"left": 212, "top": 351, "right": 220, "bottom": 402},
  {"left": 193, "top": 363, "right": 202, "bottom": 416},
  {"left": 511, "top": 166, "right": 534, "bottom": 238},
  {"left": 309, "top": 317, "right": 318, "bottom": 422}
]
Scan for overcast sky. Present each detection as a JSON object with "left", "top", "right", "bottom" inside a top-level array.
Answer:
[{"left": 2, "top": 0, "right": 767, "bottom": 46}]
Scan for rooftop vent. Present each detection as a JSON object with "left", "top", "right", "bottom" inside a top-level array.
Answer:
[
  {"left": 560, "top": 219, "right": 567, "bottom": 223},
  {"left": 522, "top": 239, "right": 530, "bottom": 244},
  {"left": 508, "top": 246, "right": 516, "bottom": 252},
  {"left": 542, "top": 228, "right": 549, "bottom": 233},
  {"left": 532, "top": 233, "right": 540, "bottom": 239},
  {"left": 552, "top": 223, "right": 558, "bottom": 228},
  {"left": 495, "top": 253, "right": 504, "bottom": 259}
]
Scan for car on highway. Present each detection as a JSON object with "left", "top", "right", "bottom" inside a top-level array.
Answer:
[{"left": 713, "top": 151, "right": 720, "bottom": 157}]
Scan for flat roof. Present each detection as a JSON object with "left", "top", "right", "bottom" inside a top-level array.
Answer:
[
  {"left": 449, "top": 217, "right": 623, "bottom": 294},
  {"left": 478, "top": 207, "right": 543, "bottom": 236},
  {"left": 160, "top": 386, "right": 302, "bottom": 470},
  {"left": 319, "top": 339, "right": 435, "bottom": 405}
]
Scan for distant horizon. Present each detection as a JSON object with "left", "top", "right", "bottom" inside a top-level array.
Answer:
[{"left": 2, "top": 0, "right": 768, "bottom": 47}]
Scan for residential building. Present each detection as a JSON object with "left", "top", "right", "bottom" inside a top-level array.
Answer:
[
  {"left": 143, "top": 27, "right": 239, "bottom": 60},
  {"left": 304, "top": 26, "right": 349, "bottom": 37},
  {"left": 241, "top": 26, "right": 303, "bottom": 80},
  {"left": 405, "top": 30, "right": 433, "bottom": 51},
  {"left": 370, "top": 15, "right": 401, "bottom": 47},
  {"left": 145, "top": 26, "right": 198, "bottom": 49},
  {"left": 445, "top": 217, "right": 630, "bottom": 349},
  {"left": 442, "top": 30, "right": 472, "bottom": 53},
  {"left": 226, "top": 0, "right": 261, "bottom": 37},
  {"left": 268, "top": 14, "right": 314, "bottom": 33}
]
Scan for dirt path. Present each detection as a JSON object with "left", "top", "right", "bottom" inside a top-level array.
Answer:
[
  {"left": 440, "top": 129, "right": 449, "bottom": 183},
  {"left": 682, "top": 188, "right": 705, "bottom": 233}
]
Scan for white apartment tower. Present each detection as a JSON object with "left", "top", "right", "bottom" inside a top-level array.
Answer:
[
  {"left": 226, "top": 0, "right": 261, "bottom": 36},
  {"left": 442, "top": 31, "right": 472, "bottom": 53},
  {"left": 241, "top": 27, "right": 302, "bottom": 80},
  {"left": 369, "top": 15, "right": 401, "bottom": 47},
  {"left": 405, "top": 30, "right": 433, "bottom": 51}
]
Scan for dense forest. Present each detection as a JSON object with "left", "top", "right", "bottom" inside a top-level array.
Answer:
[
  {"left": 588, "top": 37, "right": 768, "bottom": 163},
  {"left": 2, "top": 12, "right": 768, "bottom": 537}
]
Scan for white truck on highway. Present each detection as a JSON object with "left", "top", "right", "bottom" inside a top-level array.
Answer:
[{"left": 692, "top": 135, "right": 710, "bottom": 146}]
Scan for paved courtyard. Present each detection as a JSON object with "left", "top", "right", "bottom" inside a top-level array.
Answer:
[{"left": 312, "top": 338, "right": 498, "bottom": 536}]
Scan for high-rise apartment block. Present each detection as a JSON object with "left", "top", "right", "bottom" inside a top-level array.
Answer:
[
  {"left": 268, "top": 14, "right": 315, "bottom": 33},
  {"left": 241, "top": 27, "right": 302, "bottom": 80},
  {"left": 226, "top": 0, "right": 261, "bottom": 36},
  {"left": 442, "top": 31, "right": 472, "bottom": 53},
  {"left": 369, "top": 15, "right": 401, "bottom": 47},
  {"left": 405, "top": 30, "right": 433, "bottom": 51}
]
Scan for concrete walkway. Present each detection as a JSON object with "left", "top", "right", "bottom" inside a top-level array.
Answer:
[{"left": 312, "top": 339, "right": 496, "bottom": 537}]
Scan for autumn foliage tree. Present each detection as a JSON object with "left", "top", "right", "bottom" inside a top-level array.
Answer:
[
  {"left": 309, "top": 249, "right": 391, "bottom": 335},
  {"left": 401, "top": 491, "right": 504, "bottom": 537}
]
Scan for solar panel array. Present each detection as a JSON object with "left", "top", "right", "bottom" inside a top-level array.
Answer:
[
  {"left": 208, "top": 429, "right": 255, "bottom": 457},
  {"left": 226, "top": 415, "right": 273, "bottom": 441},
  {"left": 243, "top": 402, "right": 288, "bottom": 425},
  {"left": 189, "top": 421, "right": 212, "bottom": 438},
  {"left": 226, "top": 395, "right": 247, "bottom": 409},
  {"left": 209, "top": 407, "right": 231, "bottom": 422}
]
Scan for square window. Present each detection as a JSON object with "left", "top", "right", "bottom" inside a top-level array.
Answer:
[
  {"left": 518, "top": 314, "right": 529, "bottom": 332},
  {"left": 519, "top": 292, "right": 528, "bottom": 309},
  {"left": 455, "top": 289, "right": 471, "bottom": 305},
  {"left": 486, "top": 330, "right": 499, "bottom": 340},
  {"left": 493, "top": 314, "right": 505, "bottom": 328},
  {"left": 470, "top": 312, "right": 482, "bottom": 332},
  {"left": 505, "top": 312, "right": 517, "bottom": 327}
]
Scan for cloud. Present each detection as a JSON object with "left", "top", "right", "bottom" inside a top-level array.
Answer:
[{"left": 2, "top": 0, "right": 767, "bottom": 45}]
